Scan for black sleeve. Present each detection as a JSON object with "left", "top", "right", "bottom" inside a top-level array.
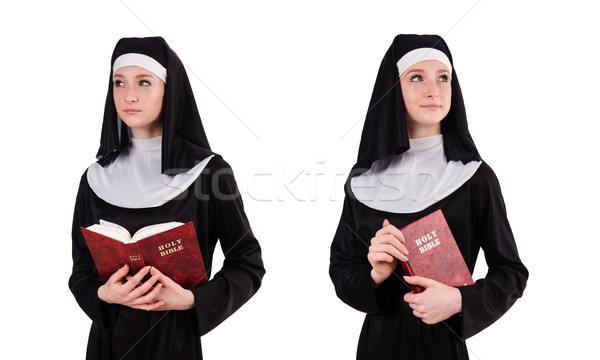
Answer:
[
  {"left": 458, "top": 164, "right": 528, "bottom": 338},
  {"left": 189, "top": 160, "right": 265, "bottom": 336},
  {"left": 329, "top": 197, "right": 392, "bottom": 314},
  {"left": 68, "top": 173, "right": 118, "bottom": 329}
]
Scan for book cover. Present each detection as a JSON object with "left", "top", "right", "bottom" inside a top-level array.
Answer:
[
  {"left": 399, "top": 209, "right": 474, "bottom": 293},
  {"left": 81, "top": 221, "right": 208, "bottom": 289}
]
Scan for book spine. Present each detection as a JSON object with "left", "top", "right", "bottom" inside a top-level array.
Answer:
[
  {"left": 400, "top": 261, "right": 424, "bottom": 294},
  {"left": 125, "top": 243, "right": 146, "bottom": 274}
]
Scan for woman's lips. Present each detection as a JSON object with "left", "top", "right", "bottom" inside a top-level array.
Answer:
[
  {"left": 124, "top": 109, "right": 141, "bottom": 115},
  {"left": 421, "top": 104, "right": 441, "bottom": 111}
]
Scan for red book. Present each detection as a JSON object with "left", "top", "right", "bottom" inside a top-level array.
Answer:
[
  {"left": 81, "top": 221, "right": 208, "bottom": 289},
  {"left": 399, "top": 209, "right": 474, "bottom": 293}
]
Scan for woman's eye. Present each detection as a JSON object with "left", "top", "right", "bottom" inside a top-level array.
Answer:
[
  {"left": 409, "top": 75, "right": 423, "bottom": 82},
  {"left": 139, "top": 80, "right": 151, "bottom": 86},
  {"left": 113, "top": 80, "right": 124, "bottom": 87},
  {"left": 439, "top": 75, "right": 450, "bottom": 82}
]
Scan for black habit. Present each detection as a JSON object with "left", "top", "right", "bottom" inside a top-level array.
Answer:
[
  {"left": 329, "top": 34, "right": 528, "bottom": 359},
  {"left": 69, "top": 37, "right": 264, "bottom": 359}
]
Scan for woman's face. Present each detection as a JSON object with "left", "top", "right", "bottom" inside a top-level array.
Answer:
[
  {"left": 113, "top": 66, "right": 165, "bottom": 139},
  {"left": 400, "top": 60, "right": 452, "bottom": 138}
]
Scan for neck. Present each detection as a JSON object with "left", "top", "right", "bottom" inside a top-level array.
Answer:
[
  {"left": 130, "top": 121, "right": 164, "bottom": 140},
  {"left": 407, "top": 123, "right": 441, "bottom": 139}
]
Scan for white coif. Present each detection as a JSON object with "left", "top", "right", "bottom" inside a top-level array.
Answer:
[
  {"left": 396, "top": 48, "right": 452, "bottom": 77},
  {"left": 113, "top": 53, "right": 167, "bottom": 83}
]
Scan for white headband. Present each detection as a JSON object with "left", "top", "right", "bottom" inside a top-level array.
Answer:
[
  {"left": 112, "top": 53, "right": 167, "bottom": 83},
  {"left": 396, "top": 48, "right": 452, "bottom": 77}
]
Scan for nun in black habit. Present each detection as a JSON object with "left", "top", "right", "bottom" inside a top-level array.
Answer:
[
  {"left": 69, "top": 37, "right": 265, "bottom": 359},
  {"left": 329, "top": 34, "right": 528, "bottom": 359}
]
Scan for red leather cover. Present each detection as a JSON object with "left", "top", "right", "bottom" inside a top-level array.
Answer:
[
  {"left": 400, "top": 210, "right": 473, "bottom": 291},
  {"left": 81, "top": 222, "right": 207, "bottom": 289},
  {"left": 136, "top": 222, "right": 208, "bottom": 288}
]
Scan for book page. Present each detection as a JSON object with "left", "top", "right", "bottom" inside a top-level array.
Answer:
[
  {"left": 86, "top": 221, "right": 132, "bottom": 243},
  {"left": 131, "top": 222, "right": 184, "bottom": 243},
  {"left": 86, "top": 220, "right": 184, "bottom": 244}
]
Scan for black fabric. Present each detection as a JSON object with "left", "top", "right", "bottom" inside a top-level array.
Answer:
[
  {"left": 96, "top": 37, "right": 212, "bottom": 175},
  {"left": 330, "top": 163, "right": 528, "bottom": 359},
  {"left": 69, "top": 156, "right": 265, "bottom": 359},
  {"left": 354, "top": 34, "right": 480, "bottom": 173},
  {"left": 331, "top": 34, "right": 527, "bottom": 359}
]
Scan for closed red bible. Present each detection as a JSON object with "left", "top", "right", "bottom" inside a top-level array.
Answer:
[
  {"left": 399, "top": 209, "right": 473, "bottom": 293},
  {"left": 81, "top": 221, "right": 208, "bottom": 289}
]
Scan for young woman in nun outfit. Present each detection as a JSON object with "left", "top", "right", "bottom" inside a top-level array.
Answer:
[
  {"left": 69, "top": 37, "right": 265, "bottom": 359},
  {"left": 329, "top": 34, "right": 528, "bottom": 359}
]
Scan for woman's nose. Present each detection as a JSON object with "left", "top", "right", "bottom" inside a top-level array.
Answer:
[
  {"left": 125, "top": 88, "right": 138, "bottom": 103},
  {"left": 425, "top": 82, "right": 439, "bottom": 98}
]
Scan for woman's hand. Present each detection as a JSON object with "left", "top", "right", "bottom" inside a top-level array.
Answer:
[
  {"left": 403, "top": 276, "right": 462, "bottom": 325},
  {"left": 97, "top": 264, "right": 165, "bottom": 311},
  {"left": 146, "top": 267, "right": 195, "bottom": 311},
  {"left": 368, "top": 219, "right": 409, "bottom": 287}
]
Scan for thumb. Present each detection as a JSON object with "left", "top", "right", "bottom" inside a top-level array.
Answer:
[
  {"left": 403, "top": 275, "right": 436, "bottom": 288},
  {"left": 383, "top": 219, "right": 390, "bottom": 228}
]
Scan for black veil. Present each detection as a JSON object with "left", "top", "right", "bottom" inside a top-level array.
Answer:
[
  {"left": 96, "top": 37, "right": 213, "bottom": 175},
  {"left": 353, "top": 34, "right": 480, "bottom": 174}
]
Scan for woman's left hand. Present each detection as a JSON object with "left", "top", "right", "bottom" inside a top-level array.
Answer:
[
  {"left": 127, "top": 267, "right": 196, "bottom": 311},
  {"left": 403, "top": 276, "right": 462, "bottom": 325},
  {"left": 149, "top": 267, "right": 196, "bottom": 311}
]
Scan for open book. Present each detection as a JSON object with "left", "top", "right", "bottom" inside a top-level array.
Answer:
[
  {"left": 81, "top": 220, "right": 208, "bottom": 289},
  {"left": 398, "top": 209, "right": 474, "bottom": 293}
]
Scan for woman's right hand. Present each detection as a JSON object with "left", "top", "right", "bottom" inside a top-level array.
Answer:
[
  {"left": 368, "top": 219, "right": 409, "bottom": 287},
  {"left": 97, "top": 264, "right": 165, "bottom": 311}
]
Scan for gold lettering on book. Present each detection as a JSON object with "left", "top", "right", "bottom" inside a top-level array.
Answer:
[
  {"left": 414, "top": 230, "right": 441, "bottom": 254},
  {"left": 129, "top": 255, "right": 142, "bottom": 261},
  {"left": 158, "top": 239, "right": 184, "bottom": 257}
]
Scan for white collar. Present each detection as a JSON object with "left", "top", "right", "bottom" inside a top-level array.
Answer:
[
  {"left": 350, "top": 135, "right": 481, "bottom": 213},
  {"left": 87, "top": 136, "right": 213, "bottom": 209}
]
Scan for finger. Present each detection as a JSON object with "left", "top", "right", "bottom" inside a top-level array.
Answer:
[
  {"left": 372, "top": 234, "right": 409, "bottom": 255},
  {"left": 128, "top": 273, "right": 161, "bottom": 299},
  {"left": 124, "top": 275, "right": 146, "bottom": 289},
  {"left": 388, "top": 227, "right": 405, "bottom": 243},
  {"left": 406, "top": 300, "right": 428, "bottom": 314},
  {"left": 135, "top": 282, "right": 163, "bottom": 304},
  {"left": 403, "top": 291, "right": 425, "bottom": 305},
  {"left": 123, "top": 276, "right": 136, "bottom": 288},
  {"left": 375, "top": 226, "right": 405, "bottom": 243},
  {"left": 368, "top": 252, "right": 395, "bottom": 264},
  {"left": 370, "top": 243, "right": 408, "bottom": 261},
  {"left": 123, "top": 266, "right": 152, "bottom": 291},
  {"left": 413, "top": 310, "right": 437, "bottom": 324},
  {"left": 149, "top": 266, "right": 178, "bottom": 288},
  {"left": 375, "top": 226, "right": 390, "bottom": 238},
  {"left": 404, "top": 275, "right": 436, "bottom": 288},
  {"left": 412, "top": 309, "right": 426, "bottom": 319},
  {"left": 369, "top": 239, "right": 408, "bottom": 255},
  {"left": 109, "top": 264, "right": 129, "bottom": 283},
  {"left": 375, "top": 225, "right": 404, "bottom": 244},
  {"left": 422, "top": 318, "right": 438, "bottom": 325},
  {"left": 383, "top": 219, "right": 390, "bottom": 228},
  {"left": 129, "top": 300, "right": 165, "bottom": 311}
]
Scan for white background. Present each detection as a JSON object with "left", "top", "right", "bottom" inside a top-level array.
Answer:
[{"left": 1, "top": 1, "right": 598, "bottom": 359}]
